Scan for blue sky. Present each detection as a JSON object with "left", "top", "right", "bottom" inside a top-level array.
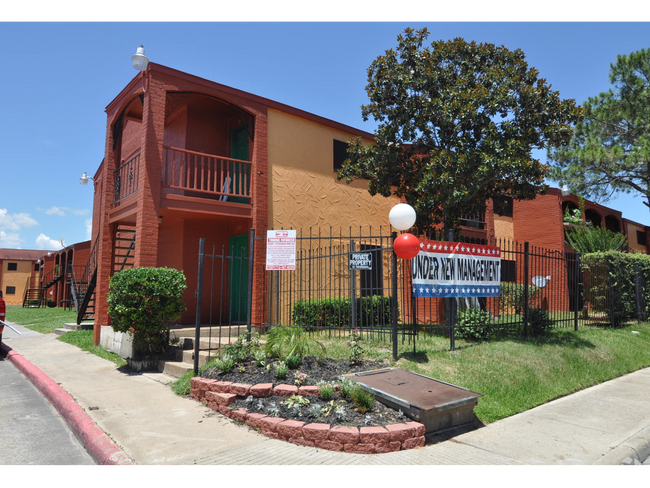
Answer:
[{"left": 1, "top": 17, "right": 649, "bottom": 250}]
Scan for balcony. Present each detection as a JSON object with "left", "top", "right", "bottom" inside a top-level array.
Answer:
[
  {"left": 161, "top": 145, "right": 252, "bottom": 217},
  {"left": 113, "top": 153, "right": 140, "bottom": 204}
]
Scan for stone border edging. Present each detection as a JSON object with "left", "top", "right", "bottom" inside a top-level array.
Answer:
[{"left": 191, "top": 377, "right": 426, "bottom": 454}]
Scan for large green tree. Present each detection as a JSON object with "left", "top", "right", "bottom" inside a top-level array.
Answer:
[
  {"left": 549, "top": 48, "right": 650, "bottom": 212},
  {"left": 338, "top": 28, "right": 581, "bottom": 234}
]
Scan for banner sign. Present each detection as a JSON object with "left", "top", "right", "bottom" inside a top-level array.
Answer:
[
  {"left": 349, "top": 252, "right": 372, "bottom": 270},
  {"left": 411, "top": 240, "right": 501, "bottom": 298},
  {"left": 266, "top": 230, "right": 297, "bottom": 270}
]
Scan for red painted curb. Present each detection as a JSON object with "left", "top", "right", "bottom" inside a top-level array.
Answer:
[{"left": 1, "top": 342, "right": 133, "bottom": 465}]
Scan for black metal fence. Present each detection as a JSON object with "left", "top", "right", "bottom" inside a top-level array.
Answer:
[
  {"left": 263, "top": 227, "right": 415, "bottom": 360},
  {"left": 194, "top": 227, "right": 648, "bottom": 372}
]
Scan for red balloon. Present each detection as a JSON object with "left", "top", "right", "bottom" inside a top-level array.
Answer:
[{"left": 394, "top": 233, "right": 421, "bottom": 259}]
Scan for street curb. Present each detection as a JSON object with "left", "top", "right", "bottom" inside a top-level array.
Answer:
[
  {"left": 1, "top": 342, "right": 133, "bottom": 465},
  {"left": 593, "top": 425, "right": 650, "bottom": 465}
]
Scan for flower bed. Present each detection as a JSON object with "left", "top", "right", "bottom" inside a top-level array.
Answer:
[{"left": 190, "top": 377, "right": 426, "bottom": 453}]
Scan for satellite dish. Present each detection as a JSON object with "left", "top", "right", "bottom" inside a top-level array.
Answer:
[{"left": 532, "top": 275, "right": 551, "bottom": 288}]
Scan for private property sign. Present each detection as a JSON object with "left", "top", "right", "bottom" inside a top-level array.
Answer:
[
  {"left": 412, "top": 240, "right": 501, "bottom": 298},
  {"left": 266, "top": 230, "right": 297, "bottom": 270}
]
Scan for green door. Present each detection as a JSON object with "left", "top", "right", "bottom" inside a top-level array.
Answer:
[
  {"left": 229, "top": 126, "right": 250, "bottom": 204},
  {"left": 228, "top": 233, "right": 249, "bottom": 324}
]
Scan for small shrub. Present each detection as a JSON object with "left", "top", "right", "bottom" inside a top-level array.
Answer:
[
  {"left": 499, "top": 283, "right": 541, "bottom": 314},
  {"left": 528, "top": 308, "right": 553, "bottom": 336},
  {"left": 107, "top": 267, "right": 187, "bottom": 355},
  {"left": 338, "top": 376, "right": 356, "bottom": 400},
  {"left": 253, "top": 351, "right": 266, "bottom": 367},
  {"left": 317, "top": 380, "right": 335, "bottom": 401},
  {"left": 275, "top": 361, "right": 288, "bottom": 380},
  {"left": 456, "top": 308, "right": 493, "bottom": 341},
  {"left": 216, "top": 354, "right": 235, "bottom": 373},
  {"left": 224, "top": 333, "right": 261, "bottom": 363},
  {"left": 285, "top": 354, "right": 301, "bottom": 369},
  {"left": 347, "top": 328, "right": 364, "bottom": 364},
  {"left": 351, "top": 388, "right": 375, "bottom": 414}
]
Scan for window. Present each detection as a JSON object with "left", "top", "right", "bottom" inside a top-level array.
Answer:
[
  {"left": 7, "top": 262, "right": 17, "bottom": 271},
  {"left": 637, "top": 230, "right": 647, "bottom": 247},
  {"left": 6, "top": 286, "right": 16, "bottom": 295},
  {"left": 35, "top": 263, "right": 41, "bottom": 272},
  {"left": 493, "top": 196, "right": 513, "bottom": 218},
  {"left": 333, "top": 139, "right": 349, "bottom": 172}
]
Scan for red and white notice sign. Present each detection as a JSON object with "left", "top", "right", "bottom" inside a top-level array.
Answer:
[{"left": 266, "top": 230, "right": 297, "bottom": 270}]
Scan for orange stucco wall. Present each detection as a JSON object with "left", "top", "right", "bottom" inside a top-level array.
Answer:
[
  {"left": 626, "top": 221, "right": 648, "bottom": 253},
  {"left": 267, "top": 109, "right": 399, "bottom": 232},
  {"left": 2, "top": 260, "right": 34, "bottom": 305}
]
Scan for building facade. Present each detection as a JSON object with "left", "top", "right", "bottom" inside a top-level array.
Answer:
[
  {"left": 89, "top": 63, "right": 400, "bottom": 344},
  {"left": 84, "top": 63, "right": 650, "bottom": 344}
]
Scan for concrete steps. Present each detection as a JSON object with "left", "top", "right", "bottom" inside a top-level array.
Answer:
[
  {"left": 54, "top": 322, "right": 94, "bottom": 336},
  {"left": 126, "top": 325, "right": 263, "bottom": 379}
]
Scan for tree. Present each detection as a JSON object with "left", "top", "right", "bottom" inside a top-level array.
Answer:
[
  {"left": 337, "top": 28, "right": 581, "bottom": 234},
  {"left": 548, "top": 49, "right": 650, "bottom": 213}
]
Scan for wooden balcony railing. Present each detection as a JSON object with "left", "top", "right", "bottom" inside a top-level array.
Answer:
[{"left": 162, "top": 146, "right": 251, "bottom": 202}]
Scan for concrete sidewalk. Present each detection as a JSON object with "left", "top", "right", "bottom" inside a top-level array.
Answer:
[{"left": 2, "top": 322, "right": 650, "bottom": 465}]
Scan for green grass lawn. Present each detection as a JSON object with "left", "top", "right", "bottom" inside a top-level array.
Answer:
[
  {"left": 5, "top": 304, "right": 125, "bottom": 366},
  {"left": 5, "top": 304, "right": 77, "bottom": 334},
  {"left": 12, "top": 304, "right": 650, "bottom": 426},
  {"left": 173, "top": 322, "right": 650, "bottom": 425}
]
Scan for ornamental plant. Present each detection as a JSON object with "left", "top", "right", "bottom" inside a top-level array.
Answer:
[
  {"left": 108, "top": 267, "right": 187, "bottom": 355},
  {"left": 347, "top": 328, "right": 364, "bottom": 364}
]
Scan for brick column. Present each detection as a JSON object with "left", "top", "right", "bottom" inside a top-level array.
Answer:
[
  {"left": 251, "top": 109, "right": 268, "bottom": 328},
  {"left": 134, "top": 74, "right": 165, "bottom": 268}
]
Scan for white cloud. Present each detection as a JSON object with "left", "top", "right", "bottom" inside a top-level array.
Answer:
[
  {"left": 85, "top": 219, "right": 92, "bottom": 240},
  {"left": 35, "top": 233, "right": 65, "bottom": 251},
  {"left": 45, "top": 206, "right": 66, "bottom": 216},
  {"left": 0, "top": 208, "right": 39, "bottom": 231},
  {"left": 0, "top": 230, "right": 23, "bottom": 248},
  {"left": 43, "top": 206, "right": 90, "bottom": 217}
]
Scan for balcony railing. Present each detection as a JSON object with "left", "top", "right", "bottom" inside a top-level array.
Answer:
[
  {"left": 113, "top": 153, "right": 140, "bottom": 204},
  {"left": 459, "top": 213, "right": 486, "bottom": 229},
  {"left": 162, "top": 146, "right": 251, "bottom": 202}
]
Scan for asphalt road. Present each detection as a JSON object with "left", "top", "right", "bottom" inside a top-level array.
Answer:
[{"left": 0, "top": 355, "right": 95, "bottom": 465}]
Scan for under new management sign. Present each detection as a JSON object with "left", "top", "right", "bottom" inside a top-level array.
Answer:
[{"left": 412, "top": 240, "right": 501, "bottom": 298}]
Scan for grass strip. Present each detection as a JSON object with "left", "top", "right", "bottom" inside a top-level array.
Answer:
[{"left": 57, "top": 330, "right": 127, "bottom": 367}]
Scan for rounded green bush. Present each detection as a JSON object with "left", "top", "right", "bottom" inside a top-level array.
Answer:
[{"left": 108, "top": 267, "right": 187, "bottom": 355}]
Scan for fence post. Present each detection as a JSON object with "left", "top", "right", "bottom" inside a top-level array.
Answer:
[
  {"left": 246, "top": 229, "right": 255, "bottom": 341},
  {"left": 634, "top": 263, "right": 644, "bottom": 323},
  {"left": 574, "top": 253, "right": 580, "bottom": 332},
  {"left": 523, "top": 242, "right": 529, "bottom": 340},
  {"left": 606, "top": 258, "right": 616, "bottom": 327},
  {"left": 194, "top": 238, "right": 205, "bottom": 377},
  {"left": 350, "top": 240, "right": 357, "bottom": 330},
  {"left": 447, "top": 228, "right": 457, "bottom": 351},
  {"left": 391, "top": 232, "right": 398, "bottom": 361}
]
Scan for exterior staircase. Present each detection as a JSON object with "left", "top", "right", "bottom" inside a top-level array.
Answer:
[
  {"left": 74, "top": 236, "right": 99, "bottom": 325},
  {"left": 23, "top": 287, "right": 44, "bottom": 307}
]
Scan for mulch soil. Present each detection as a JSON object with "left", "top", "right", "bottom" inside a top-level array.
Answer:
[{"left": 201, "top": 356, "right": 409, "bottom": 428}]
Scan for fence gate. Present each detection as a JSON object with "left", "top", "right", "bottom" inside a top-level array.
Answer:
[{"left": 193, "top": 231, "right": 255, "bottom": 375}]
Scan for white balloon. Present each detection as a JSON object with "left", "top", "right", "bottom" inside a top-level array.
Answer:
[{"left": 389, "top": 203, "right": 416, "bottom": 231}]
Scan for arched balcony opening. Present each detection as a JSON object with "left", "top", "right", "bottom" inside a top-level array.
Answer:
[
  {"left": 112, "top": 96, "right": 144, "bottom": 204},
  {"left": 585, "top": 209, "right": 602, "bottom": 228},
  {"left": 162, "top": 92, "right": 254, "bottom": 204}
]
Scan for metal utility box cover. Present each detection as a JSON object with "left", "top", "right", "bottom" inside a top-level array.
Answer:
[{"left": 345, "top": 368, "right": 483, "bottom": 433}]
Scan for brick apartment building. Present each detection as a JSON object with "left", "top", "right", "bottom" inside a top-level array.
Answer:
[{"left": 84, "top": 62, "right": 649, "bottom": 344}]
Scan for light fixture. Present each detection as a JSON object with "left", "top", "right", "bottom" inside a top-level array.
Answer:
[
  {"left": 132, "top": 45, "right": 149, "bottom": 72},
  {"left": 561, "top": 185, "right": 570, "bottom": 197},
  {"left": 80, "top": 172, "right": 94, "bottom": 185}
]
